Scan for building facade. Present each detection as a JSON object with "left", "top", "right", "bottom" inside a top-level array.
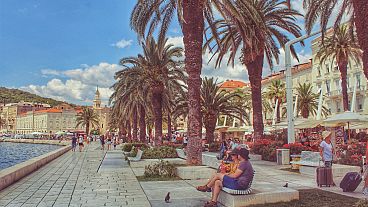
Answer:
[
  {"left": 311, "top": 36, "right": 368, "bottom": 114},
  {"left": 15, "top": 108, "right": 84, "bottom": 134},
  {"left": 1, "top": 102, "right": 51, "bottom": 133}
]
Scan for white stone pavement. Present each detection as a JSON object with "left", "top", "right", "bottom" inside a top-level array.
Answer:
[{"left": 0, "top": 142, "right": 150, "bottom": 207}]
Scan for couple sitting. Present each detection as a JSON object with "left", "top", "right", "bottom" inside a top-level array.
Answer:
[{"left": 197, "top": 147, "right": 254, "bottom": 207}]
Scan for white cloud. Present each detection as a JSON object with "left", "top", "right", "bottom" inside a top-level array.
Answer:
[
  {"left": 167, "top": 36, "right": 184, "bottom": 48},
  {"left": 111, "top": 39, "right": 133, "bottom": 49},
  {"left": 41, "top": 69, "right": 61, "bottom": 76},
  {"left": 21, "top": 63, "right": 122, "bottom": 106}
]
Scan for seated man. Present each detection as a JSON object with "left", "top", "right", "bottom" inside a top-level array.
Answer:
[{"left": 198, "top": 148, "right": 254, "bottom": 207}]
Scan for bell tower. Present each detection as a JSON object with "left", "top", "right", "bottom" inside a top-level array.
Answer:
[{"left": 93, "top": 86, "right": 101, "bottom": 109}]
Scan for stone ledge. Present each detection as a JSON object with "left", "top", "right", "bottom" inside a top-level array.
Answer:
[
  {"left": 202, "top": 153, "right": 263, "bottom": 170},
  {"left": 218, "top": 186, "right": 299, "bottom": 207},
  {"left": 300, "top": 164, "right": 360, "bottom": 177},
  {"left": 0, "top": 145, "right": 71, "bottom": 191},
  {"left": 176, "top": 166, "right": 216, "bottom": 180},
  {"left": 1, "top": 138, "right": 69, "bottom": 146},
  {"left": 129, "top": 158, "right": 186, "bottom": 168}
]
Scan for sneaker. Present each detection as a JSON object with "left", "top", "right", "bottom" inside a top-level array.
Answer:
[{"left": 362, "top": 187, "right": 368, "bottom": 195}]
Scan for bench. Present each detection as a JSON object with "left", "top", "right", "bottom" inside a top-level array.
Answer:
[
  {"left": 127, "top": 149, "right": 143, "bottom": 162},
  {"left": 176, "top": 148, "right": 187, "bottom": 159},
  {"left": 123, "top": 146, "right": 135, "bottom": 155},
  {"left": 290, "top": 151, "right": 321, "bottom": 167},
  {"left": 218, "top": 183, "right": 299, "bottom": 207}
]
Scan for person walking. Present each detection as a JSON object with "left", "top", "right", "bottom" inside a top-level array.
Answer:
[
  {"left": 71, "top": 134, "right": 77, "bottom": 152},
  {"left": 107, "top": 136, "right": 112, "bottom": 151},
  {"left": 113, "top": 138, "right": 117, "bottom": 150},
  {"left": 78, "top": 135, "right": 84, "bottom": 152},
  {"left": 100, "top": 135, "right": 105, "bottom": 150}
]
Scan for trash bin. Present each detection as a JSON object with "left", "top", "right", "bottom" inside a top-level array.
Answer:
[{"left": 277, "top": 149, "right": 290, "bottom": 165}]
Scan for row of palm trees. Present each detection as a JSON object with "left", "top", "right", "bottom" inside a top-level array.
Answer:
[{"left": 111, "top": 0, "right": 367, "bottom": 165}]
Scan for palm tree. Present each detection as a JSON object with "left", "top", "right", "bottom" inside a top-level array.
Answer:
[
  {"left": 174, "top": 77, "right": 249, "bottom": 143},
  {"left": 303, "top": 0, "right": 368, "bottom": 81},
  {"left": 118, "top": 36, "right": 186, "bottom": 145},
  {"left": 130, "top": 0, "right": 238, "bottom": 165},
  {"left": 265, "top": 80, "right": 286, "bottom": 123},
  {"left": 0, "top": 117, "right": 5, "bottom": 131},
  {"left": 295, "top": 83, "right": 329, "bottom": 118},
  {"left": 76, "top": 107, "right": 99, "bottom": 136},
  {"left": 315, "top": 24, "right": 362, "bottom": 111},
  {"left": 204, "top": 0, "right": 302, "bottom": 139}
]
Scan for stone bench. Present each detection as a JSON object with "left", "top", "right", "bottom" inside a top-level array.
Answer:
[
  {"left": 129, "top": 158, "right": 186, "bottom": 168},
  {"left": 176, "top": 166, "right": 216, "bottom": 180},
  {"left": 127, "top": 149, "right": 143, "bottom": 162},
  {"left": 218, "top": 185, "right": 299, "bottom": 207},
  {"left": 300, "top": 164, "right": 361, "bottom": 177},
  {"left": 176, "top": 148, "right": 187, "bottom": 159},
  {"left": 290, "top": 151, "right": 321, "bottom": 167}
]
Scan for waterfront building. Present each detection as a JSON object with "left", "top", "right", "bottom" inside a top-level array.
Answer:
[
  {"left": 0, "top": 102, "right": 51, "bottom": 133},
  {"left": 15, "top": 108, "right": 84, "bottom": 134},
  {"left": 311, "top": 34, "right": 368, "bottom": 114}
]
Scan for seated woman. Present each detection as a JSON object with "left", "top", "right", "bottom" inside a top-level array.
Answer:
[
  {"left": 198, "top": 147, "right": 254, "bottom": 207},
  {"left": 197, "top": 153, "right": 240, "bottom": 192}
]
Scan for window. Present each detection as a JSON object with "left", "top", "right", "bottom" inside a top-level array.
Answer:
[
  {"left": 325, "top": 80, "right": 331, "bottom": 95},
  {"left": 325, "top": 63, "right": 330, "bottom": 73},
  {"left": 317, "top": 84, "right": 322, "bottom": 90},
  {"left": 335, "top": 79, "right": 340, "bottom": 92},
  {"left": 356, "top": 73, "right": 361, "bottom": 89}
]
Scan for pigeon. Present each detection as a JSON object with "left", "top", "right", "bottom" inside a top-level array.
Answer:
[
  {"left": 283, "top": 182, "right": 288, "bottom": 188},
  {"left": 165, "top": 192, "right": 170, "bottom": 203}
]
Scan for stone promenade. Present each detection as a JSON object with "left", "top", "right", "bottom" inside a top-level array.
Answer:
[{"left": 0, "top": 143, "right": 150, "bottom": 207}]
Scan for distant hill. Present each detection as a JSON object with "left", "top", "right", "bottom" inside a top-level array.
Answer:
[{"left": 0, "top": 87, "right": 69, "bottom": 107}]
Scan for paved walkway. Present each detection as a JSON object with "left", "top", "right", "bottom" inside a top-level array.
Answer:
[{"left": 0, "top": 142, "right": 150, "bottom": 207}]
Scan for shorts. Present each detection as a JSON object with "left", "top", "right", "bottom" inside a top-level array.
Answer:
[
  {"left": 72, "top": 143, "right": 76, "bottom": 148},
  {"left": 324, "top": 161, "right": 333, "bottom": 168},
  {"left": 79, "top": 143, "right": 83, "bottom": 146},
  {"left": 223, "top": 175, "right": 243, "bottom": 190},
  {"left": 107, "top": 141, "right": 111, "bottom": 145}
]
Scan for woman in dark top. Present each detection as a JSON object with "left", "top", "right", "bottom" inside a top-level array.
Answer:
[{"left": 199, "top": 147, "right": 254, "bottom": 207}]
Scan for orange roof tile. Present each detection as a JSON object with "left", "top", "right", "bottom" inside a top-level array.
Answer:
[
  {"left": 34, "top": 108, "right": 62, "bottom": 114},
  {"left": 220, "top": 80, "right": 248, "bottom": 89}
]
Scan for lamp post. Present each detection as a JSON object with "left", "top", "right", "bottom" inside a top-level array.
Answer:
[{"left": 285, "top": 30, "right": 321, "bottom": 143}]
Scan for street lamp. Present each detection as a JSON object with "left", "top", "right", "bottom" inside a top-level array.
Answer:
[{"left": 285, "top": 30, "right": 321, "bottom": 143}]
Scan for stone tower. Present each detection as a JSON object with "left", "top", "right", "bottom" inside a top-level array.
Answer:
[{"left": 93, "top": 86, "right": 101, "bottom": 109}]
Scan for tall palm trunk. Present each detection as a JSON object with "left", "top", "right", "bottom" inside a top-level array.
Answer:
[
  {"left": 132, "top": 106, "right": 138, "bottom": 141},
  {"left": 167, "top": 113, "right": 172, "bottom": 139},
  {"left": 352, "top": 0, "right": 368, "bottom": 80},
  {"left": 204, "top": 114, "right": 217, "bottom": 144},
  {"left": 139, "top": 106, "right": 146, "bottom": 142},
  {"left": 86, "top": 122, "right": 90, "bottom": 136},
  {"left": 338, "top": 58, "right": 349, "bottom": 111},
  {"left": 246, "top": 54, "right": 265, "bottom": 139},
  {"left": 152, "top": 90, "right": 163, "bottom": 145},
  {"left": 183, "top": 0, "right": 204, "bottom": 165},
  {"left": 276, "top": 98, "right": 281, "bottom": 123},
  {"left": 127, "top": 122, "right": 132, "bottom": 142}
]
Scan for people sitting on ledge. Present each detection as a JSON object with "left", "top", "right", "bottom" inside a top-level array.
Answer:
[{"left": 196, "top": 147, "right": 254, "bottom": 207}]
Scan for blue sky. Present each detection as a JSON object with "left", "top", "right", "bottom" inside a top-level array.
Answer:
[{"left": 0, "top": 0, "right": 318, "bottom": 105}]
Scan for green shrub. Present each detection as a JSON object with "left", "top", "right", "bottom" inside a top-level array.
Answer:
[
  {"left": 122, "top": 143, "right": 147, "bottom": 152},
  {"left": 144, "top": 160, "right": 177, "bottom": 178},
  {"left": 142, "top": 146, "right": 178, "bottom": 159},
  {"left": 355, "top": 199, "right": 368, "bottom": 207}
]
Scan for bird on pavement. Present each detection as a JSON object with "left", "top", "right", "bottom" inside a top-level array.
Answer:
[
  {"left": 283, "top": 182, "right": 288, "bottom": 188},
  {"left": 165, "top": 192, "right": 170, "bottom": 203}
]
